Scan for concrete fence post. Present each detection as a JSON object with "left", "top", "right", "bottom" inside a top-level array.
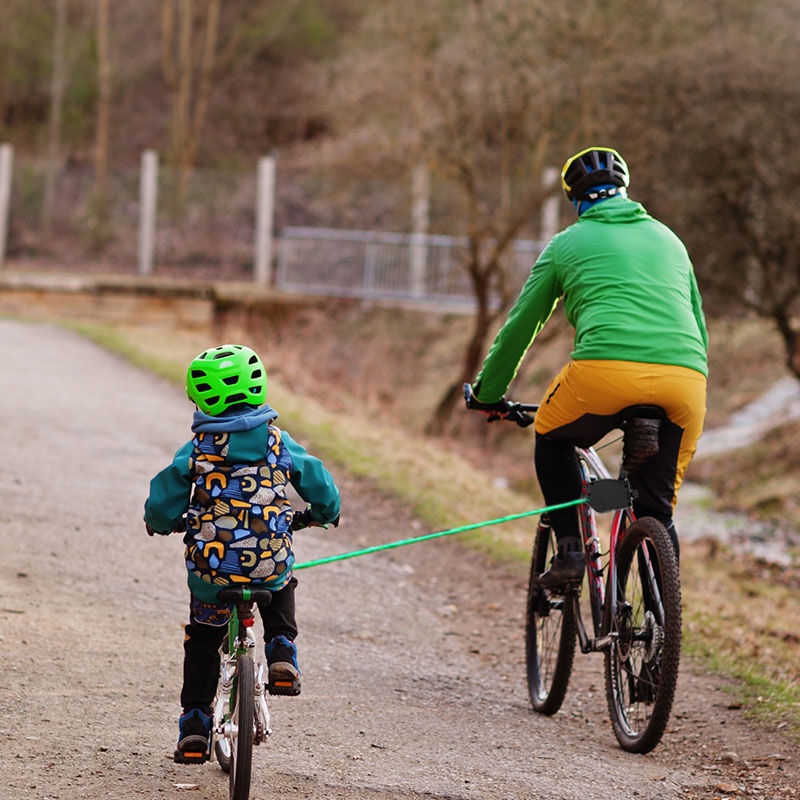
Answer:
[
  {"left": 138, "top": 149, "right": 158, "bottom": 275},
  {"left": 254, "top": 155, "right": 276, "bottom": 286},
  {"left": 540, "top": 166, "right": 560, "bottom": 242},
  {"left": 0, "top": 143, "right": 13, "bottom": 268},
  {"left": 410, "top": 162, "right": 430, "bottom": 297}
]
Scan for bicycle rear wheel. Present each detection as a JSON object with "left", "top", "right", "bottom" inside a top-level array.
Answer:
[
  {"left": 229, "top": 653, "right": 255, "bottom": 800},
  {"left": 525, "top": 517, "right": 577, "bottom": 715},
  {"left": 604, "top": 516, "right": 681, "bottom": 753}
]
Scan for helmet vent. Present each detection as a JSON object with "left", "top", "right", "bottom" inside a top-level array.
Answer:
[{"left": 186, "top": 344, "right": 267, "bottom": 415}]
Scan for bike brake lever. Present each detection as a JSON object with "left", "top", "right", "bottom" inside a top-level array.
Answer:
[{"left": 505, "top": 405, "right": 535, "bottom": 428}]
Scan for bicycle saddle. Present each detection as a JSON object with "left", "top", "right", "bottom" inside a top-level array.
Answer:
[{"left": 217, "top": 586, "right": 274, "bottom": 606}]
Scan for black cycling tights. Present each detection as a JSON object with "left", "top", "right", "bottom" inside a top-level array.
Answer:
[
  {"left": 535, "top": 434, "right": 583, "bottom": 545},
  {"left": 534, "top": 433, "right": 680, "bottom": 563}
]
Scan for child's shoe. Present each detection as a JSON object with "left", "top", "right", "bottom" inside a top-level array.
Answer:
[
  {"left": 174, "top": 708, "right": 212, "bottom": 764},
  {"left": 265, "top": 635, "right": 301, "bottom": 696}
]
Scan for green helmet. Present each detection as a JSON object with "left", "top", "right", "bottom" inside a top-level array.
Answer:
[{"left": 186, "top": 344, "right": 267, "bottom": 415}]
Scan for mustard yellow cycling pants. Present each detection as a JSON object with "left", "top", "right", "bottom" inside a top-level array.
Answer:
[{"left": 534, "top": 360, "right": 707, "bottom": 514}]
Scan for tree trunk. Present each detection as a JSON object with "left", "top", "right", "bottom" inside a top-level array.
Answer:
[
  {"left": 426, "top": 265, "right": 496, "bottom": 434},
  {"left": 94, "top": 0, "right": 111, "bottom": 199},
  {"left": 773, "top": 310, "right": 800, "bottom": 379},
  {"left": 42, "top": 0, "right": 67, "bottom": 236}
]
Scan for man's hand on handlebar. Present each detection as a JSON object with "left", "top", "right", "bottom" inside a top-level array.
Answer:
[{"left": 463, "top": 383, "right": 535, "bottom": 428}]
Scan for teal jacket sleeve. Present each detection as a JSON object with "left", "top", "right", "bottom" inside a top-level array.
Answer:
[
  {"left": 473, "top": 241, "right": 562, "bottom": 403},
  {"left": 143, "top": 440, "right": 194, "bottom": 533},
  {"left": 282, "top": 431, "right": 342, "bottom": 524}
]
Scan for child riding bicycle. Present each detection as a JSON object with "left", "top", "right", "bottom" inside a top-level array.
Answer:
[
  {"left": 467, "top": 146, "right": 708, "bottom": 588},
  {"left": 144, "top": 344, "right": 341, "bottom": 764}
]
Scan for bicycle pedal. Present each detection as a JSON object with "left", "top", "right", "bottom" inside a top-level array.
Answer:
[
  {"left": 268, "top": 679, "right": 301, "bottom": 696},
  {"left": 174, "top": 735, "right": 210, "bottom": 764}
]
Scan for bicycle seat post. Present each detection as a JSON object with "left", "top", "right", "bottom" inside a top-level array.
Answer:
[{"left": 620, "top": 406, "right": 663, "bottom": 476}]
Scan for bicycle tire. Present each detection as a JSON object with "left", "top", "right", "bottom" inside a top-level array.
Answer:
[
  {"left": 604, "top": 516, "right": 681, "bottom": 753},
  {"left": 525, "top": 518, "right": 577, "bottom": 715},
  {"left": 229, "top": 653, "right": 256, "bottom": 800}
]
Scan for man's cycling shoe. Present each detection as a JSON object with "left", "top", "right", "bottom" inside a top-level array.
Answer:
[
  {"left": 174, "top": 708, "right": 212, "bottom": 764},
  {"left": 266, "top": 635, "right": 301, "bottom": 696},
  {"left": 537, "top": 551, "right": 585, "bottom": 590}
]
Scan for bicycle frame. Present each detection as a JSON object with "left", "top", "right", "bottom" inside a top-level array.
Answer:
[
  {"left": 573, "top": 444, "right": 631, "bottom": 654},
  {"left": 212, "top": 602, "right": 271, "bottom": 756},
  {"left": 573, "top": 443, "right": 666, "bottom": 657}
]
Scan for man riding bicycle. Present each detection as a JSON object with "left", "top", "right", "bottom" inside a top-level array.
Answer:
[{"left": 466, "top": 146, "right": 708, "bottom": 588}]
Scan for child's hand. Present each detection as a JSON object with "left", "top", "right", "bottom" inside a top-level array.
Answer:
[{"left": 292, "top": 507, "right": 336, "bottom": 531}]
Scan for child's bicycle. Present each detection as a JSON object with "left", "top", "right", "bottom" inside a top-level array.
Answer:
[
  {"left": 465, "top": 386, "right": 681, "bottom": 754},
  {"left": 211, "top": 585, "right": 272, "bottom": 800},
  {"left": 205, "top": 508, "right": 319, "bottom": 800}
]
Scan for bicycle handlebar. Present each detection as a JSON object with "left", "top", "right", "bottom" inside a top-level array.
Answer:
[
  {"left": 463, "top": 383, "right": 537, "bottom": 428},
  {"left": 292, "top": 507, "right": 340, "bottom": 531}
]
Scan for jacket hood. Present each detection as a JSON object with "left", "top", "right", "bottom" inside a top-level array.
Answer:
[{"left": 191, "top": 403, "right": 278, "bottom": 433}]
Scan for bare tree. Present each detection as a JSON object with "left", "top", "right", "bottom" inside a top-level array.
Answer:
[
  {"left": 677, "top": 50, "right": 800, "bottom": 377},
  {"left": 609, "top": 0, "right": 800, "bottom": 378},
  {"left": 330, "top": 1, "right": 576, "bottom": 431},
  {"left": 94, "top": 0, "right": 111, "bottom": 198},
  {"left": 160, "top": 0, "right": 222, "bottom": 200},
  {"left": 42, "top": 0, "right": 68, "bottom": 236}
]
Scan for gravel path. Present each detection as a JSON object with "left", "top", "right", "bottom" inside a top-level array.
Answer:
[{"left": 1, "top": 319, "right": 798, "bottom": 800}]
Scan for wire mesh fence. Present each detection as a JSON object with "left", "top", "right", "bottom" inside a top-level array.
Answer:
[
  {"left": 277, "top": 226, "right": 542, "bottom": 309},
  {"left": 2, "top": 153, "right": 547, "bottom": 307}
]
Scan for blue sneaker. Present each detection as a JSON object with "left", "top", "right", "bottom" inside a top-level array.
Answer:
[
  {"left": 174, "top": 708, "right": 212, "bottom": 764},
  {"left": 265, "top": 635, "right": 301, "bottom": 696}
]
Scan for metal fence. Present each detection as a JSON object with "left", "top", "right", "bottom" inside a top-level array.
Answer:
[
  {"left": 1, "top": 148, "right": 547, "bottom": 308},
  {"left": 277, "top": 226, "right": 543, "bottom": 309}
]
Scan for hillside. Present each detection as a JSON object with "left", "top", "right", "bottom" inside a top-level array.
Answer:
[{"left": 225, "top": 300, "right": 799, "bottom": 525}]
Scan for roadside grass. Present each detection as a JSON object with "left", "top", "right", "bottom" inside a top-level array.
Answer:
[
  {"left": 681, "top": 541, "right": 800, "bottom": 734},
  {"left": 75, "top": 320, "right": 800, "bottom": 741}
]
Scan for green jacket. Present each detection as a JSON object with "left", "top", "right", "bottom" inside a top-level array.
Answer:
[{"left": 474, "top": 195, "right": 709, "bottom": 403}]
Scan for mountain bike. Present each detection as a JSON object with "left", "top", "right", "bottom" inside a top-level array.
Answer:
[{"left": 464, "top": 386, "right": 681, "bottom": 754}]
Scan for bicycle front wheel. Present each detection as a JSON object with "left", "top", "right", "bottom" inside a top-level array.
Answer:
[
  {"left": 525, "top": 517, "right": 577, "bottom": 715},
  {"left": 229, "top": 653, "right": 255, "bottom": 800},
  {"left": 604, "top": 517, "right": 681, "bottom": 753}
]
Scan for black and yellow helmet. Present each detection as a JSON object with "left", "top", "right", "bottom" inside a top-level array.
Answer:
[{"left": 561, "top": 146, "right": 630, "bottom": 203}]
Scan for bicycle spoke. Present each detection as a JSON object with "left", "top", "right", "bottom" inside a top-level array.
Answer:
[
  {"left": 605, "top": 517, "right": 681, "bottom": 753},
  {"left": 525, "top": 518, "right": 577, "bottom": 715}
]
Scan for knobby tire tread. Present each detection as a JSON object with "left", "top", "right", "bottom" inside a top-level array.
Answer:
[
  {"left": 604, "top": 517, "right": 681, "bottom": 753},
  {"left": 525, "top": 521, "right": 577, "bottom": 715}
]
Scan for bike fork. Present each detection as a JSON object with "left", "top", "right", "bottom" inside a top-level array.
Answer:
[{"left": 254, "top": 663, "right": 272, "bottom": 744}]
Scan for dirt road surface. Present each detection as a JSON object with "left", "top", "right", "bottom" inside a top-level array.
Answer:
[{"left": 1, "top": 319, "right": 798, "bottom": 800}]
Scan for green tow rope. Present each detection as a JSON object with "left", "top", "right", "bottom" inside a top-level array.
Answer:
[{"left": 294, "top": 498, "right": 586, "bottom": 571}]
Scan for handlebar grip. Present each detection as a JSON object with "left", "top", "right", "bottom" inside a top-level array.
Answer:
[{"left": 291, "top": 508, "right": 314, "bottom": 531}]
